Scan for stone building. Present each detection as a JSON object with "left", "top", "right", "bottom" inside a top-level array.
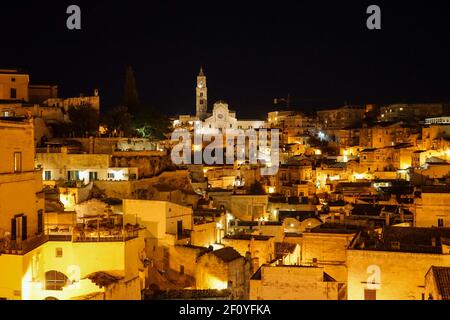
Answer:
[
  {"left": 348, "top": 227, "right": 450, "bottom": 300},
  {"left": 415, "top": 186, "right": 450, "bottom": 228},
  {"left": 317, "top": 105, "right": 365, "bottom": 129},
  {"left": 424, "top": 266, "right": 450, "bottom": 300},
  {"left": 379, "top": 103, "right": 445, "bottom": 122},
  {"left": 301, "top": 223, "right": 360, "bottom": 283},
  {"left": 360, "top": 122, "right": 420, "bottom": 149},
  {"left": 0, "top": 120, "right": 146, "bottom": 300},
  {"left": 222, "top": 234, "right": 275, "bottom": 270},
  {"left": 175, "top": 68, "right": 266, "bottom": 132},
  {"left": 0, "top": 118, "right": 45, "bottom": 244},
  {"left": 196, "top": 247, "right": 250, "bottom": 299},
  {"left": 123, "top": 200, "right": 193, "bottom": 273},
  {"left": 36, "top": 150, "right": 139, "bottom": 184},
  {"left": 359, "top": 144, "right": 414, "bottom": 173},
  {"left": 0, "top": 69, "right": 29, "bottom": 101},
  {"left": 249, "top": 265, "right": 346, "bottom": 300}
]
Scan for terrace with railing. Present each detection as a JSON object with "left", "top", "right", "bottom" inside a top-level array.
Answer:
[{"left": 0, "top": 224, "right": 141, "bottom": 255}]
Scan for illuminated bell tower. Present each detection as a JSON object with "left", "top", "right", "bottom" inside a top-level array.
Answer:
[{"left": 196, "top": 66, "right": 208, "bottom": 120}]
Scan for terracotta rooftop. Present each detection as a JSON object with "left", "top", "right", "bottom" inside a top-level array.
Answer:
[
  {"left": 278, "top": 210, "right": 321, "bottom": 222},
  {"left": 310, "top": 223, "right": 363, "bottom": 234},
  {"left": 429, "top": 266, "right": 450, "bottom": 300},
  {"left": 85, "top": 271, "right": 124, "bottom": 288},
  {"left": 421, "top": 186, "right": 450, "bottom": 194},
  {"left": 351, "top": 204, "right": 398, "bottom": 217},
  {"left": 210, "top": 247, "right": 243, "bottom": 263},
  {"left": 275, "top": 242, "right": 298, "bottom": 258},
  {"left": 153, "top": 183, "right": 178, "bottom": 192},
  {"left": 224, "top": 234, "right": 273, "bottom": 241},
  {"left": 353, "top": 227, "right": 450, "bottom": 254}
]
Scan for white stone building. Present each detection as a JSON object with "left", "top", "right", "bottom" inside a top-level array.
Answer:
[{"left": 174, "top": 67, "right": 266, "bottom": 133}]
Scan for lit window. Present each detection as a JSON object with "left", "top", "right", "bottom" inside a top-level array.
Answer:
[
  {"left": 14, "top": 152, "right": 22, "bottom": 173},
  {"left": 45, "top": 271, "right": 68, "bottom": 291},
  {"left": 44, "top": 171, "right": 52, "bottom": 180},
  {"left": 55, "top": 248, "right": 63, "bottom": 258}
]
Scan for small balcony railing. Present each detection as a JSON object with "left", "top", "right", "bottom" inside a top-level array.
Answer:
[
  {"left": 1, "top": 234, "right": 49, "bottom": 255},
  {"left": 0, "top": 228, "right": 140, "bottom": 255}
]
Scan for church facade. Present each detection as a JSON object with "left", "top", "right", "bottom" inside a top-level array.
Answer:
[{"left": 175, "top": 67, "right": 266, "bottom": 134}]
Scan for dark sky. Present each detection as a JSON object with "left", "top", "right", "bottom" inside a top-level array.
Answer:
[{"left": 1, "top": 1, "right": 450, "bottom": 119}]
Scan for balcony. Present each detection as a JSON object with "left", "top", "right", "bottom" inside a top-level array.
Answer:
[
  {"left": 0, "top": 227, "right": 141, "bottom": 255},
  {"left": 0, "top": 234, "right": 49, "bottom": 255}
]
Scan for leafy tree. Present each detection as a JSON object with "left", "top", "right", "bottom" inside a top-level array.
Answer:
[
  {"left": 68, "top": 105, "right": 99, "bottom": 137},
  {"left": 102, "top": 106, "right": 133, "bottom": 137},
  {"left": 121, "top": 66, "right": 170, "bottom": 139},
  {"left": 247, "top": 181, "right": 267, "bottom": 195},
  {"left": 132, "top": 105, "right": 171, "bottom": 140}
]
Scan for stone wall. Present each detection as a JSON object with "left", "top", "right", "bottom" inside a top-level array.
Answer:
[
  {"left": 347, "top": 249, "right": 450, "bottom": 300},
  {"left": 250, "top": 266, "right": 341, "bottom": 300}
]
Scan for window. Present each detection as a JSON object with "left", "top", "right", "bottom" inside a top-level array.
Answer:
[
  {"left": 200, "top": 100, "right": 203, "bottom": 105},
  {"left": 14, "top": 152, "right": 22, "bottom": 173},
  {"left": 37, "top": 210, "right": 43, "bottom": 235},
  {"left": 44, "top": 171, "right": 52, "bottom": 180},
  {"left": 438, "top": 218, "right": 444, "bottom": 228},
  {"left": 89, "top": 171, "right": 98, "bottom": 181},
  {"left": 11, "top": 215, "right": 27, "bottom": 241},
  {"left": 200, "top": 92, "right": 203, "bottom": 97},
  {"left": 364, "top": 289, "right": 377, "bottom": 300},
  {"left": 67, "top": 170, "right": 79, "bottom": 181},
  {"left": 177, "top": 220, "right": 183, "bottom": 239},
  {"left": 45, "top": 271, "right": 68, "bottom": 291},
  {"left": 108, "top": 173, "right": 115, "bottom": 179},
  {"left": 55, "top": 248, "right": 63, "bottom": 258},
  {"left": 10, "top": 88, "right": 17, "bottom": 99},
  {"left": 180, "top": 265, "right": 184, "bottom": 275},
  {"left": 11, "top": 77, "right": 16, "bottom": 82}
]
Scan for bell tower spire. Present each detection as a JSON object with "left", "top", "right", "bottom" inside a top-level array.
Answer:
[{"left": 196, "top": 66, "right": 207, "bottom": 120}]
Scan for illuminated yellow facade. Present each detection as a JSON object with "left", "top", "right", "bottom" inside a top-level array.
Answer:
[
  {"left": 0, "top": 235, "right": 146, "bottom": 300},
  {"left": 0, "top": 69, "right": 29, "bottom": 101},
  {"left": 0, "top": 119, "right": 44, "bottom": 250}
]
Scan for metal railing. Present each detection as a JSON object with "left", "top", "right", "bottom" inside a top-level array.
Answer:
[
  {"left": 1, "top": 234, "right": 49, "bottom": 255},
  {"left": 1, "top": 229, "right": 140, "bottom": 255}
]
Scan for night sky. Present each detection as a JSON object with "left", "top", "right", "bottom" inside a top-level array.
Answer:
[{"left": 1, "top": 1, "right": 450, "bottom": 119}]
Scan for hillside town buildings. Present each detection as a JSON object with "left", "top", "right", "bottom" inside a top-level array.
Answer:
[{"left": 2, "top": 67, "right": 450, "bottom": 301}]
